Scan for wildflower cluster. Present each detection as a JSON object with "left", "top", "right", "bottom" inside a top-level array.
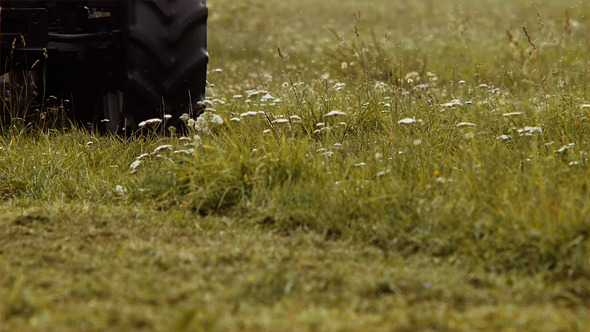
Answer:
[{"left": 130, "top": 102, "right": 226, "bottom": 174}]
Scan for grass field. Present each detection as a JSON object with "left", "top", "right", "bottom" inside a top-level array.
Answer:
[{"left": 1, "top": 0, "right": 590, "bottom": 330}]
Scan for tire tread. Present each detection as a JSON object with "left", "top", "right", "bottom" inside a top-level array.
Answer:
[{"left": 124, "top": 0, "right": 208, "bottom": 126}]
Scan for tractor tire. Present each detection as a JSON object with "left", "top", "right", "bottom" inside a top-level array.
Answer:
[{"left": 121, "top": 0, "right": 208, "bottom": 132}]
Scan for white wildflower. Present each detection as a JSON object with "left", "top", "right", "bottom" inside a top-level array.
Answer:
[
  {"left": 164, "top": 114, "right": 172, "bottom": 120},
  {"left": 458, "top": 80, "right": 466, "bottom": 84},
  {"left": 187, "top": 118, "right": 195, "bottom": 128},
  {"left": 261, "top": 93, "right": 275, "bottom": 102},
  {"left": 555, "top": 145, "right": 569, "bottom": 153},
  {"left": 569, "top": 161, "right": 580, "bottom": 166},
  {"left": 201, "top": 100, "right": 214, "bottom": 108},
  {"left": 136, "top": 153, "right": 149, "bottom": 160},
  {"left": 115, "top": 185, "right": 127, "bottom": 195},
  {"left": 289, "top": 115, "right": 302, "bottom": 121},
  {"left": 85, "top": 141, "right": 94, "bottom": 147},
  {"left": 324, "top": 110, "right": 347, "bottom": 117},
  {"left": 405, "top": 71, "right": 420, "bottom": 82},
  {"left": 240, "top": 111, "right": 258, "bottom": 118},
  {"left": 194, "top": 117, "right": 205, "bottom": 132},
  {"left": 272, "top": 118, "right": 289, "bottom": 124},
  {"left": 192, "top": 113, "right": 223, "bottom": 133},
  {"left": 479, "top": 83, "right": 489, "bottom": 89},
  {"left": 581, "top": 104, "right": 590, "bottom": 110},
  {"left": 262, "top": 129, "right": 272, "bottom": 134},
  {"left": 556, "top": 143, "right": 575, "bottom": 153},
  {"left": 517, "top": 126, "right": 542, "bottom": 136},
  {"left": 323, "top": 151, "right": 334, "bottom": 157},
  {"left": 179, "top": 113, "right": 190, "bottom": 122},
  {"left": 316, "top": 122, "right": 325, "bottom": 127},
  {"left": 233, "top": 94, "right": 243, "bottom": 99},
  {"left": 130, "top": 160, "right": 143, "bottom": 170},
  {"left": 246, "top": 90, "right": 270, "bottom": 98},
  {"left": 314, "top": 128, "right": 328, "bottom": 134},
  {"left": 496, "top": 135, "right": 511, "bottom": 140},
  {"left": 398, "top": 118, "right": 417, "bottom": 124},
  {"left": 503, "top": 112, "right": 523, "bottom": 117},
  {"left": 230, "top": 117, "right": 241, "bottom": 122},
  {"left": 153, "top": 145, "right": 172, "bottom": 153},
  {"left": 456, "top": 122, "right": 475, "bottom": 127},
  {"left": 209, "top": 113, "right": 224, "bottom": 125},
  {"left": 354, "top": 163, "right": 366, "bottom": 167},
  {"left": 173, "top": 149, "right": 195, "bottom": 155},
  {"left": 179, "top": 136, "right": 191, "bottom": 142},
  {"left": 138, "top": 118, "right": 162, "bottom": 128},
  {"left": 375, "top": 82, "right": 389, "bottom": 91},
  {"left": 441, "top": 99, "right": 463, "bottom": 108}
]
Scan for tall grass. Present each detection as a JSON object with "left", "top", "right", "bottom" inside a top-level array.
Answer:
[
  {"left": 131, "top": 74, "right": 589, "bottom": 283},
  {"left": 112, "top": 0, "right": 590, "bottom": 284}
]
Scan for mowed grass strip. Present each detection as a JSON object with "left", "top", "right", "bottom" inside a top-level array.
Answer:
[{"left": 0, "top": 205, "right": 587, "bottom": 331}]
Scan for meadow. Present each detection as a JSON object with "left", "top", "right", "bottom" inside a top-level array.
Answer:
[{"left": 1, "top": 0, "right": 589, "bottom": 330}]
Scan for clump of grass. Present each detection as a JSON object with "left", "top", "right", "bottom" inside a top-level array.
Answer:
[
  {"left": 127, "top": 75, "right": 590, "bottom": 283},
  {"left": 0, "top": 127, "right": 165, "bottom": 203}
]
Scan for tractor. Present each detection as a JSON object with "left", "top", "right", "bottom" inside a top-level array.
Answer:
[{"left": 1, "top": 0, "right": 208, "bottom": 132}]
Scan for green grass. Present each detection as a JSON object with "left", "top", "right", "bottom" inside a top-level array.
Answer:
[{"left": 1, "top": 0, "right": 589, "bottom": 330}]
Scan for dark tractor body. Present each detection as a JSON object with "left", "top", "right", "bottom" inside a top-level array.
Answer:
[{"left": 1, "top": 0, "right": 208, "bottom": 132}]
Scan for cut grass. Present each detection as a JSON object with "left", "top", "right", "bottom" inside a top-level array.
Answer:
[
  {"left": 0, "top": 204, "right": 587, "bottom": 331},
  {"left": 1, "top": 0, "right": 590, "bottom": 330}
]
